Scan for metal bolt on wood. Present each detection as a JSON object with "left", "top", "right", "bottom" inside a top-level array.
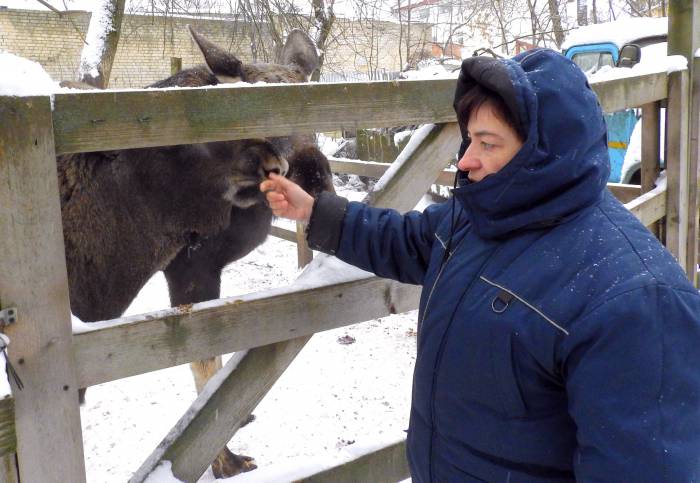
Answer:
[{"left": 0, "top": 309, "right": 16, "bottom": 327}]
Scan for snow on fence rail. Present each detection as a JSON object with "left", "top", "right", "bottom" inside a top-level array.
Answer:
[{"left": 0, "top": 68, "right": 695, "bottom": 482}]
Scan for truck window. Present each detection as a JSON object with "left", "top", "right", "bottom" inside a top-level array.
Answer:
[{"left": 571, "top": 52, "right": 615, "bottom": 74}]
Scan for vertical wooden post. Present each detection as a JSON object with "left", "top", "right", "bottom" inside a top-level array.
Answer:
[
  {"left": 641, "top": 102, "right": 661, "bottom": 193},
  {"left": 686, "top": 56, "right": 700, "bottom": 286},
  {"left": 668, "top": 0, "right": 700, "bottom": 283},
  {"left": 171, "top": 57, "right": 182, "bottom": 76},
  {"left": 0, "top": 96, "right": 86, "bottom": 482},
  {"left": 0, "top": 454, "right": 18, "bottom": 483},
  {"left": 641, "top": 102, "right": 662, "bottom": 239},
  {"left": 296, "top": 222, "right": 314, "bottom": 268},
  {"left": 665, "top": 70, "right": 690, "bottom": 269}
]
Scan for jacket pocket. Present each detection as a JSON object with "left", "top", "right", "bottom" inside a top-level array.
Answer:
[
  {"left": 489, "top": 326, "right": 529, "bottom": 417},
  {"left": 479, "top": 275, "right": 567, "bottom": 418}
]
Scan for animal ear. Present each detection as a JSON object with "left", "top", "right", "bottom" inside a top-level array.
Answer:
[
  {"left": 187, "top": 25, "right": 243, "bottom": 79},
  {"left": 278, "top": 30, "right": 319, "bottom": 78}
]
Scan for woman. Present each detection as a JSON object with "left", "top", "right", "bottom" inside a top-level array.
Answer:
[{"left": 261, "top": 49, "right": 700, "bottom": 482}]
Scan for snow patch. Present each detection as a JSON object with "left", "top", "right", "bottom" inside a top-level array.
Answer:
[
  {"left": 393, "top": 130, "right": 413, "bottom": 147},
  {"left": 143, "top": 461, "right": 184, "bottom": 483},
  {"left": 224, "top": 435, "right": 405, "bottom": 482},
  {"left": 78, "top": 0, "right": 116, "bottom": 80},
  {"left": 588, "top": 53, "right": 686, "bottom": 83},
  {"left": 71, "top": 312, "right": 94, "bottom": 334},
  {"left": 400, "top": 64, "right": 459, "bottom": 80},
  {"left": 316, "top": 133, "right": 340, "bottom": 156},
  {"left": 0, "top": 334, "right": 11, "bottom": 397},
  {"left": 0, "top": 50, "right": 58, "bottom": 97},
  {"left": 561, "top": 17, "right": 667, "bottom": 51}
]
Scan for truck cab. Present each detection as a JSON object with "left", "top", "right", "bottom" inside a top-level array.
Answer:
[{"left": 562, "top": 17, "right": 667, "bottom": 184}]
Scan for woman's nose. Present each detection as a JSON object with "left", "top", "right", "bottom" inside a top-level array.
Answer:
[{"left": 457, "top": 145, "right": 480, "bottom": 171}]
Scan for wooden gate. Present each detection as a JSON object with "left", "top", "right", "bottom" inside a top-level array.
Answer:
[{"left": 0, "top": 62, "right": 697, "bottom": 482}]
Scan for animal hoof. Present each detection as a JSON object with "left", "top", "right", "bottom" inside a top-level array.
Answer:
[{"left": 211, "top": 447, "right": 257, "bottom": 479}]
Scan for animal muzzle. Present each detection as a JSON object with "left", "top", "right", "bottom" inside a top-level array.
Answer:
[{"left": 262, "top": 155, "right": 288, "bottom": 179}]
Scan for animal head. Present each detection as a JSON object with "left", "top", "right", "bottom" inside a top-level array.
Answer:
[
  {"left": 174, "top": 138, "right": 289, "bottom": 210},
  {"left": 146, "top": 28, "right": 332, "bottom": 199},
  {"left": 143, "top": 28, "right": 333, "bottom": 206},
  {"left": 149, "top": 26, "right": 319, "bottom": 88}
]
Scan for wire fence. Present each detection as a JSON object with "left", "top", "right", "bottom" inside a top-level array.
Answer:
[{"left": 320, "top": 70, "right": 401, "bottom": 82}]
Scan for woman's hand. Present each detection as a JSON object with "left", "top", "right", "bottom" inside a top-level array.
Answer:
[{"left": 260, "top": 173, "right": 315, "bottom": 223}]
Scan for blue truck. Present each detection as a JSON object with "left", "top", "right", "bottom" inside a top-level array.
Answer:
[{"left": 562, "top": 17, "right": 667, "bottom": 184}]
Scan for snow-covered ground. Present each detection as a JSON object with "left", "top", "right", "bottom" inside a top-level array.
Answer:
[{"left": 80, "top": 183, "right": 419, "bottom": 483}]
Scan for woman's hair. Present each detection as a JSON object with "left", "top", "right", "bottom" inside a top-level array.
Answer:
[{"left": 455, "top": 84, "right": 522, "bottom": 140}]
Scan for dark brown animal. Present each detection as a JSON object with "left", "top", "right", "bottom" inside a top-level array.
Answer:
[{"left": 62, "top": 28, "right": 333, "bottom": 479}]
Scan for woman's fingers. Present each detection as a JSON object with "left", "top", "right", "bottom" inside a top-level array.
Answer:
[{"left": 260, "top": 173, "right": 311, "bottom": 221}]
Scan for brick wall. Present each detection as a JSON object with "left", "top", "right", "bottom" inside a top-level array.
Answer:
[{"left": 0, "top": 8, "right": 432, "bottom": 88}]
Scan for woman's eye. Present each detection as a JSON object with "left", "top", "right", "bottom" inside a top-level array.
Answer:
[{"left": 481, "top": 142, "right": 495, "bottom": 150}]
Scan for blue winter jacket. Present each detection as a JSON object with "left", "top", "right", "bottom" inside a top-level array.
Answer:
[{"left": 307, "top": 49, "right": 700, "bottom": 482}]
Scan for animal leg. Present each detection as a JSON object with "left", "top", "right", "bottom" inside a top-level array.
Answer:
[
  {"left": 166, "top": 252, "right": 259, "bottom": 478},
  {"left": 190, "top": 356, "right": 222, "bottom": 393},
  {"left": 189, "top": 356, "right": 257, "bottom": 477}
]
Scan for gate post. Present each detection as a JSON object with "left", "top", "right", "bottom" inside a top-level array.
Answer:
[
  {"left": 668, "top": 0, "right": 700, "bottom": 284},
  {"left": 665, "top": 70, "right": 690, "bottom": 269},
  {"left": 0, "top": 96, "right": 86, "bottom": 482}
]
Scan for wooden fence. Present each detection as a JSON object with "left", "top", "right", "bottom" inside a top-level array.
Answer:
[{"left": 0, "top": 64, "right": 697, "bottom": 482}]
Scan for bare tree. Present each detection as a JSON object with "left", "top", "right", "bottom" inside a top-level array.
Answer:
[
  {"left": 547, "top": 0, "right": 565, "bottom": 46},
  {"left": 78, "top": 0, "right": 127, "bottom": 88}
]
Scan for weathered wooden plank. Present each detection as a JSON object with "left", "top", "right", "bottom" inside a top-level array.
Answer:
[
  {"left": 52, "top": 79, "right": 458, "bottom": 155},
  {"left": 129, "top": 338, "right": 310, "bottom": 483},
  {"left": 624, "top": 183, "right": 667, "bottom": 227},
  {"left": 0, "top": 399, "right": 17, "bottom": 483},
  {"left": 0, "top": 399, "right": 15, "bottom": 457},
  {"left": 328, "top": 157, "right": 392, "bottom": 177},
  {"left": 593, "top": 71, "right": 668, "bottom": 113},
  {"left": 269, "top": 224, "right": 297, "bottom": 242},
  {"left": 74, "top": 275, "right": 421, "bottom": 388},
  {"left": 329, "top": 157, "right": 458, "bottom": 187},
  {"left": 51, "top": 73, "right": 666, "bottom": 155},
  {"left": 640, "top": 102, "right": 663, "bottom": 238},
  {"left": 436, "top": 169, "right": 458, "bottom": 187},
  {"left": 365, "top": 123, "right": 460, "bottom": 211},
  {"left": 665, "top": 70, "right": 690, "bottom": 268},
  {"left": 298, "top": 440, "right": 409, "bottom": 483},
  {"left": 608, "top": 183, "right": 642, "bottom": 204},
  {"left": 0, "top": 96, "right": 86, "bottom": 482},
  {"left": 687, "top": 56, "right": 700, "bottom": 286},
  {"left": 296, "top": 222, "right": 313, "bottom": 268},
  {"left": 641, "top": 102, "right": 662, "bottom": 193},
  {"left": 0, "top": 453, "right": 18, "bottom": 483}
]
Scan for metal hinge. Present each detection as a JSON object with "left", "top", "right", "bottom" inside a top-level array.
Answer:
[{"left": 0, "top": 307, "right": 17, "bottom": 327}]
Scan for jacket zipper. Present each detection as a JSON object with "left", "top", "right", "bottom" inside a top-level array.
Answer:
[
  {"left": 422, "top": 239, "right": 508, "bottom": 482},
  {"left": 418, "top": 236, "right": 467, "bottom": 332},
  {"left": 419, "top": 234, "right": 467, "bottom": 483}
]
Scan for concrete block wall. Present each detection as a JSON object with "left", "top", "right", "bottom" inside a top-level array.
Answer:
[{"left": 0, "top": 8, "right": 431, "bottom": 88}]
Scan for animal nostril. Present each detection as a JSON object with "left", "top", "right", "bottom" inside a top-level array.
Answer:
[{"left": 263, "top": 158, "right": 288, "bottom": 178}]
